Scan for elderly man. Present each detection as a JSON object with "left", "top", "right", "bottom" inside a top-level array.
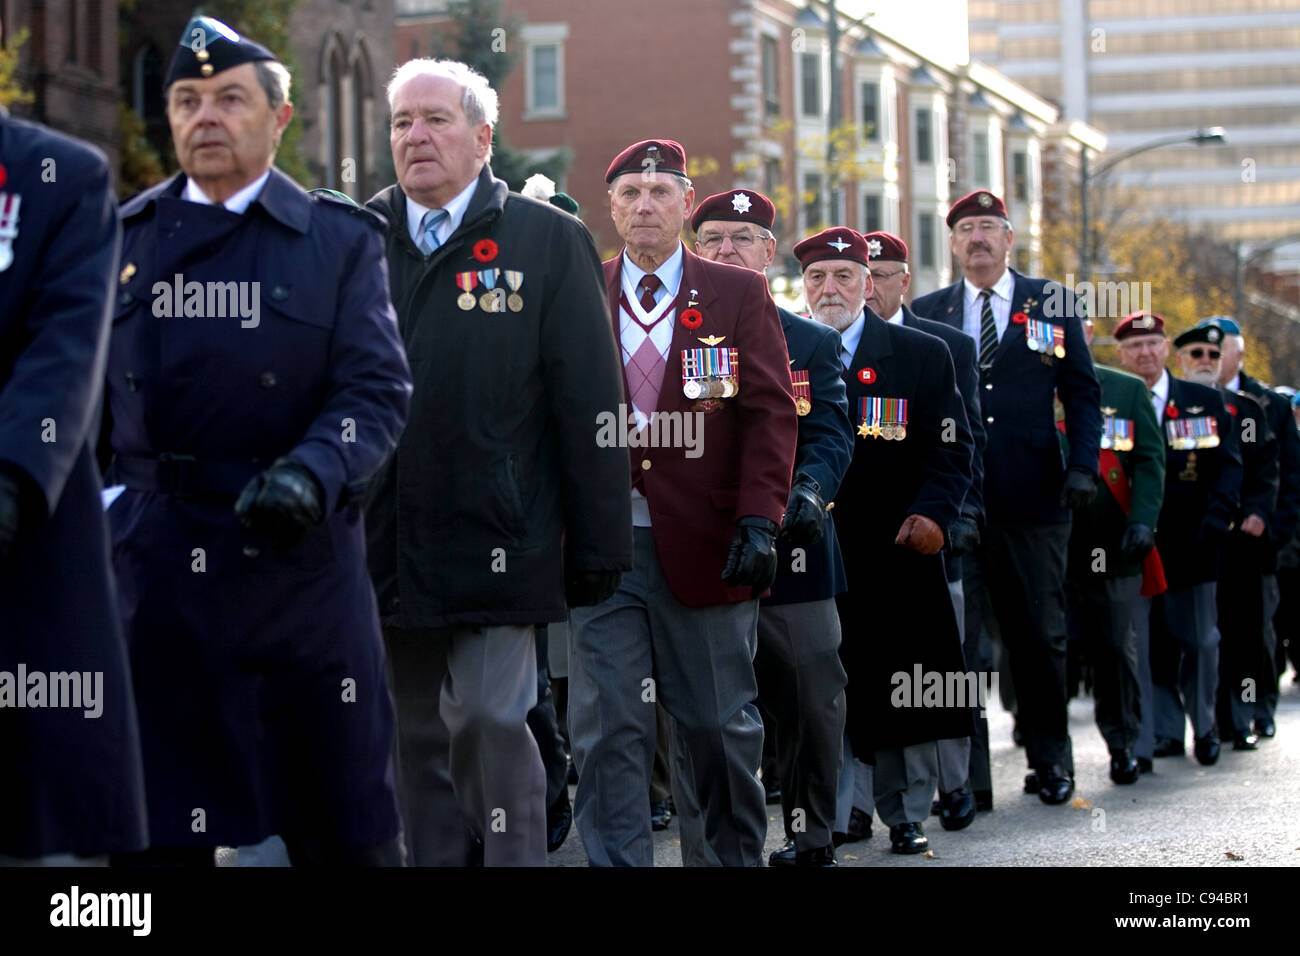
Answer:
[
  {"left": 911, "top": 190, "right": 1101, "bottom": 805},
  {"left": 801, "top": 227, "right": 974, "bottom": 854},
  {"left": 104, "top": 17, "right": 412, "bottom": 865},
  {"left": 691, "top": 190, "right": 854, "bottom": 866},
  {"left": 0, "top": 111, "right": 149, "bottom": 865},
  {"left": 566, "top": 140, "right": 797, "bottom": 866},
  {"left": 862, "top": 230, "right": 989, "bottom": 828},
  {"left": 1200, "top": 316, "right": 1300, "bottom": 739},
  {"left": 1172, "top": 326, "right": 1278, "bottom": 753},
  {"left": 1114, "top": 314, "right": 1241, "bottom": 766},
  {"left": 365, "top": 60, "right": 631, "bottom": 867}
]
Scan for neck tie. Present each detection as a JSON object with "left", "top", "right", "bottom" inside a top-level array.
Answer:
[
  {"left": 638, "top": 274, "right": 662, "bottom": 313},
  {"left": 978, "top": 288, "right": 998, "bottom": 368},
  {"left": 420, "top": 208, "right": 449, "bottom": 255}
]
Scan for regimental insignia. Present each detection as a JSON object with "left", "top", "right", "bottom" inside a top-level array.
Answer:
[
  {"left": 731, "top": 192, "right": 752, "bottom": 213},
  {"left": 455, "top": 271, "right": 479, "bottom": 310},
  {"left": 1024, "top": 317, "right": 1065, "bottom": 359},
  {"left": 1101, "top": 415, "right": 1135, "bottom": 452},
  {"left": 867, "top": 238, "right": 883, "bottom": 258},
  {"left": 1186, "top": 406, "right": 1204, "bottom": 415},
  {"left": 682, "top": 346, "right": 740, "bottom": 400},
  {"left": 698, "top": 334, "right": 726, "bottom": 346},
  {"left": 0, "top": 191, "right": 21, "bottom": 272},
  {"left": 978, "top": 192, "right": 993, "bottom": 207},
  {"left": 503, "top": 270, "right": 524, "bottom": 312},
  {"left": 1166, "top": 416, "right": 1219, "bottom": 451},
  {"left": 828, "top": 236, "right": 851, "bottom": 252},
  {"left": 1101, "top": 406, "right": 1117, "bottom": 416},
  {"left": 790, "top": 369, "right": 812, "bottom": 416},
  {"left": 858, "top": 396, "right": 908, "bottom": 440},
  {"left": 1135, "top": 314, "right": 1155, "bottom": 329},
  {"left": 1179, "top": 451, "right": 1198, "bottom": 482},
  {"left": 120, "top": 262, "right": 137, "bottom": 285},
  {"left": 1207, "top": 328, "right": 1221, "bottom": 343},
  {"left": 1021, "top": 297, "right": 1039, "bottom": 312}
]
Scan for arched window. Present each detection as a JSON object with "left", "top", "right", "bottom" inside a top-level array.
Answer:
[{"left": 132, "top": 44, "right": 167, "bottom": 157}]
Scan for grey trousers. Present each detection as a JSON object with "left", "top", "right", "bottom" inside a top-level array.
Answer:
[
  {"left": 755, "top": 599, "right": 847, "bottom": 851},
  {"left": 1152, "top": 583, "right": 1220, "bottom": 741},
  {"left": 874, "top": 744, "right": 941, "bottom": 827},
  {"left": 568, "top": 527, "right": 766, "bottom": 866},
  {"left": 1074, "top": 573, "right": 1143, "bottom": 753},
  {"left": 1134, "top": 596, "right": 1156, "bottom": 760},
  {"left": 385, "top": 625, "right": 546, "bottom": 867},
  {"left": 935, "top": 573, "right": 979, "bottom": 796}
]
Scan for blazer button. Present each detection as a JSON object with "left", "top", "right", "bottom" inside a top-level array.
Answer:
[
  {"left": 271, "top": 284, "right": 290, "bottom": 301},
  {"left": 641, "top": 458, "right": 652, "bottom": 470},
  {"left": 259, "top": 371, "right": 278, "bottom": 388},
  {"left": 986, "top": 416, "right": 995, "bottom": 424}
]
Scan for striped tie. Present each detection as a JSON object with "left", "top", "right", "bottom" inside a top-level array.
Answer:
[
  {"left": 978, "top": 288, "right": 998, "bottom": 368},
  {"left": 420, "top": 208, "right": 449, "bottom": 255}
]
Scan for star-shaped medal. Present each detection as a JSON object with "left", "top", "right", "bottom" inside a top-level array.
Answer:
[{"left": 867, "top": 239, "right": 882, "bottom": 258}]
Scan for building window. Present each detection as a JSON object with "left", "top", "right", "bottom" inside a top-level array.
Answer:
[
  {"left": 764, "top": 158, "right": 782, "bottom": 197},
  {"left": 915, "top": 108, "right": 933, "bottom": 164},
  {"left": 861, "top": 81, "right": 880, "bottom": 142},
  {"left": 863, "top": 194, "right": 882, "bottom": 233},
  {"left": 918, "top": 213, "right": 935, "bottom": 268},
  {"left": 972, "top": 131, "right": 989, "bottom": 186},
  {"left": 762, "top": 34, "right": 780, "bottom": 116},
  {"left": 804, "top": 173, "right": 823, "bottom": 231},
  {"left": 522, "top": 24, "right": 568, "bottom": 119},
  {"left": 801, "top": 53, "right": 822, "bottom": 118},
  {"left": 1012, "top": 151, "right": 1029, "bottom": 202}
]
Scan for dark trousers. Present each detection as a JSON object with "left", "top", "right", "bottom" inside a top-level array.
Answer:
[
  {"left": 980, "top": 520, "right": 1074, "bottom": 776},
  {"left": 1216, "top": 534, "right": 1267, "bottom": 737},
  {"left": 1068, "top": 571, "right": 1142, "bottom": 753},
  {"left": 525, "top": 626, "right": 570, "bottom": 810},
  {"left": 1278, "top": 565, "right": 1300, "bottom": 678}
]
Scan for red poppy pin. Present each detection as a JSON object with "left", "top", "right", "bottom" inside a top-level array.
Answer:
[
  {"left": 472, "top": 238, "right": 498, "bottom": 262},
  {"left": 1012, "top": 312, "right": 1029, "bottom": 325},
  {"left": 0, "top": 164, "right": 6, "bottom": 189},
  {"left": 680, "top": 308, "right": 703, "bottom": 329},
  {"left": 858, "top": 367, "right": 876, "bottom": 385},
  {"left": 1166, "top": 403, "right": 1179, "bottom": 419},
  {"left": 1226, "top": 403, "right": 1238, "bottom": 417}
]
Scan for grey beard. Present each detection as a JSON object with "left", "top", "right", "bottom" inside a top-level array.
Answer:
[{"left": 1183, "top": 367, "right": 1220, "bottom": 387}]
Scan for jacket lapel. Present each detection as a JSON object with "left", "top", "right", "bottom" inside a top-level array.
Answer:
[{"left": 660, "top": 247, "right": 719, "bottom": 410}]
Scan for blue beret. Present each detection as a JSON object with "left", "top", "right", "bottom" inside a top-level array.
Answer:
[
  {"left": 165, "top": 17, "right": 277, "bottom": 88},
  {"left": 1196, "top": 315, "right": 1242, "bottom": 336}
]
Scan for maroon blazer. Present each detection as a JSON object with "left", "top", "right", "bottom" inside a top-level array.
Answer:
[{"left": 604, "top": 245, "right": 797, "bottom": 607}]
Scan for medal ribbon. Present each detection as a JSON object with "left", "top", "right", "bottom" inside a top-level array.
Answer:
[{"left": 456, "top": 271, "right": 478, "bottom": 293}]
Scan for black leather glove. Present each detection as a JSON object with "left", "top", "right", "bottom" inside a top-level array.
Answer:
[
  {"left": 1059, "top": 466, "right": 1098, "bottom": 511},
  {"left": 722, "top": 515, "right": 779, "bottom": 598},
  {"left": 1119, "top": 523, "right": 1156, "bottom": 563},
  {"left": 947, "top": 511, "right": 981, "bottom": 557},
  {"left": 1196, "top": 515, "right": 1232, "bottom": 547},
  {"left": 565, "top": 568, "right": 621, "bottom": 608},
  {"left": 234, "top": 457, "right": 325, "bottom": 548},
  {"left": 0, "top": 468, "right": 22, "bottom": 564},
  {"left": 780, "top": 474, "right": 828, "bottom": 547}
]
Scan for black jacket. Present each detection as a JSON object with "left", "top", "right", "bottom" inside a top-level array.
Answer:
[{"left": 365, "top": 166, "right": 632, "bottom": 629}]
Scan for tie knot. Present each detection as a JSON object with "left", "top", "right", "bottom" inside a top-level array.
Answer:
[
  {"left": 979, "top": 288, "right": 993, "bottom": 301},
  {"left": 422, "top": 208, "right": 448, "bottom": 233},
  {"left": 639, "top": 274, "right": 662, "bottom": 297}
]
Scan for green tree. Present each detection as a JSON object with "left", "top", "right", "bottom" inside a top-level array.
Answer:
[
  {"left": 427, "top": 0, "right": 570, "bottom": 190},
  {"left": 0, "top": 28, "right": 33, "bottom": 108}
]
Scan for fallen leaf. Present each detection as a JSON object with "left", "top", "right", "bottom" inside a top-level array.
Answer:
[
  {"left": 923, "top": 850, "right": 938, "bottom": 859},
  {"left": 1072, "top": 796, "right": 1093, "bottom": 810},
  {"left": 843, "top": 854, "right": 858, "bottom": 861},
  {"left": 1242, "top": 781, "right": 1251, "bottom": 787},
  {"left": 1225, "top": 851, "right": 1244, "bottom": 861},
  {"left": 670, "top": 839, "right": 680, "bottom": 847}
]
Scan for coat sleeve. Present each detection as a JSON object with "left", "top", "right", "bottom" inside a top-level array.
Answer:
[
  {"left": 949, "top": 330, "right": 985, "bottom": 521},
  {"left": 1236, "top": 394, "right": 1279, "bottom": 531},
  {"left": 0, "top": 143, "right": 116, "bottom": 522},
  {"left": 1269, "top": 394, "right": 1300, "bottom": 546},
  {"left": 1204, "top": 393, "right": 1243, "bottom": 533},
  {"left": 908, "top": 339, "right": 974, "bottom": 542},
  {"left": 734, "top": 273, "right": 797, "bottom": 525},
  {"left": 1125, "top": 374, "right": 1166, "bottom": 531},
  {"left": 792, "top": 326, "right": 854, "bottom": 501},
  {"left": 288, "top": 223, "right": 413, "bottom": 512},
  {"left": 1056, "top": 287, "right": 1103, "bottom": 478},
  {"left": 540, "top": 216, "right": 633, "bottom": 571}
]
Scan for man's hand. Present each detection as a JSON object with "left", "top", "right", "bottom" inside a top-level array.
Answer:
[
  {"left": 947, "top": 512, "right": 980, "bottom": 557},
  {"left": 0, "top": 469, "right": 21, "bottom": 564},
  {"left": 565, "top": 569, "right": 621, "bottom": 608},
  {"left": 1196, "top": 515, "right": 1232, "bottom": 546},
  {"left": 722, "top": 516, "right": 779, "bottom": 598},
  {"left": 234, "top": 457, "right": 325, "bottom": 549},
  {"left": 1119, "top": 523, "right": 1155, "bottom": 562},
  {"left": 1240, "top": 514, "right": 1266, "bottom": 538},
  {"left": 1059, "top": 466, "right": 1098, "bottom": 511},
  {"left": 896, "top": 514, "right": 944, "bottom": 555},
  {"left": 780, "top": 474, "right": 827, "bottom": 547}
]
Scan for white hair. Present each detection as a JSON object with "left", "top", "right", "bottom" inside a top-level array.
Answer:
[
  {"left": 386, "top": 58, "right": 499, "bottom": 128},
  {"left": 521, "top": 173, "right": 556, "bottom": 201}
]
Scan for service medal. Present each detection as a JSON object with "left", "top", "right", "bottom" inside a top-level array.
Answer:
[
  {"left": 796, "top": 397, "right": 812, "bottom": 416},
  {"left": 455, "top": 271, "right": 478, "bottom": 310},
  {"left": 0, "top": 192, "right": 19, "bottom": 272},
  {"left": 1026, "top": 337, "right": 1039, "bottom": 351},
  {"left": 479, "top": 268, "right": 500, "bottom": 312},
  {"left": 504, "top": 270, "right": 524, "bottom": 312}
]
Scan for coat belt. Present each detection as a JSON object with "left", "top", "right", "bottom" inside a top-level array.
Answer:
[{"left": 113, "top": 453, "right": 263, "bottom": 497}]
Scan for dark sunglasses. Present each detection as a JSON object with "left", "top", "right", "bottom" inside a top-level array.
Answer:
[{"left": 1187, "top": 347, "right": 1221, "bottom": 360}]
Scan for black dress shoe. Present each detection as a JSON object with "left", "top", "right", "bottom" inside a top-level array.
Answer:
[
  {"left": 1023, "top": 771, "right": 1041, "bottom": 794},
  {"left": 974, "top": 789, "right": 993, "bottom": 812},
  {"left": 795, "top": 844, "right": 837, "bottom": 867},
  {"left": 1254, "top": 719, "right": 1276, "bottom": 739},
  {"left": 1232, "top": 732, "right": 1259, "bottom": 751},
  {"left": 764, "top": 783, "right": 782, "bottom": 805},
  {"left": 1152, "top": 737, "right": 1185, "bottom": 758},
  {"left": 546, "top": 789, "right": 573, "bottom": 852},
  {"left": 938, "top": 788, "right": 976, "bottom": 831},
  {"left": 1137, "top": 757, "right": 1154, "bottom": 774},
  {"left": 832, "top": 807, "right": 872, "bottom": 846},
  {"left": 930, "top": 799, "right": 943, "bottom": 817},
  {"left": 1109, "top": 750, "right": 1140, "bottom": 785},
  {"left": 650, "top": 799, "right": 672, "bottom": 831},
  {"left": 1012, "top": 721, "right": 1024, "bottom": 747},
  {"left": 768, "top": 838, "right": 797, "bottom": 867},
  {"left": 1038, "top": 774, "right": 1075, "bottom": 805},
  {"left": 889, "top": 822, "right": 928, "bottom": 854},
  {"left": 1193, "top": 735, "right": 1220, "bottom": 766}
]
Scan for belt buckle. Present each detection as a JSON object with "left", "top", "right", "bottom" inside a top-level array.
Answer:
[{"left": 157, "top": 452, "right": 199, "bottom": 495}]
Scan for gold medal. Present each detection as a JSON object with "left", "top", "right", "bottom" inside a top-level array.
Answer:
[
  {"left": 796, "top": 396, "right": 811, "bottom": 416},
  {"left": 1054, "top": 345, "right": 1066, "bottom": 359},
  {"left": 508, "top": 292, "right": 523, "bottom": 312},
  {"left": 458, "top": 292, "right": 476, "bottom": 310}
]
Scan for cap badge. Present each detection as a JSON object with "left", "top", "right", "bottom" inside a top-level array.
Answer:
[
  {"left": 978, "top": 193, "right": 993, "bottom": 207},
  {"left": 828, "top": 236, "right": 851, "bottom": 252},
  {"left": 867, "top": 239, "right": 882, "bottom": 258},
  {"left": 731, "top": 193, "right": 752, "bottom": 214}
]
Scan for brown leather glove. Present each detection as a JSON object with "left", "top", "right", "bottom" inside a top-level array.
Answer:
[{"left": 895, "top": 514, "right": 944, "bottom": 555}]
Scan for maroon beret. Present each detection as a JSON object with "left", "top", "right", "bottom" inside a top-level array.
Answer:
[
  {"left": 605, "top": 139, "right": 688, "bottom": 184},
  {"left": 946, "top": 190, "right": 1009, "bottom": 228},
  {"left": 1114, "top": 311, "right": 1167, "bottom": 341},
  {"left": 794, "top": 228, "right": 871, "bottom": 270},
  {"left": 690, "top": 189, "right": 775, "bottom": 233},
  {"left": 862, "top": 230, "right": 908, "bottom": 263}
]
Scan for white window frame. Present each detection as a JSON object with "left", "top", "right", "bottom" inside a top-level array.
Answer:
[{"left": 522, "top": 23, "right": 568, "bottom": 120}]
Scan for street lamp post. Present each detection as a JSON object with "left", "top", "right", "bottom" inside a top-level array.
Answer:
[{"left": 1079, "top": 127, "right": 1226, "bottom": 286}]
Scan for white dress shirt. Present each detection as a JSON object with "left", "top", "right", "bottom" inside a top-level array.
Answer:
[
  {"left": 1150, "top": 369, "right": 1170, "bottom": 424},
  {"left": 406, "top": 176, "right": 478, "bottom": 250},
  {"left": 883, "top": 305, "right": 905, "bottom": 326},
  {"left": 961, "top": 268, "right": 1015, "bottom": 346},
  {"left": 182, "top": 170, "right": 271, "bottom": 213}
]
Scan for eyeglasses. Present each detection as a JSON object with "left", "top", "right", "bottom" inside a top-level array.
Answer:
[
  {"left": 953, "top": 219, "right": 1008, "bottom": 237},
  {"left": 869, "top": 269, "right": 907, "bottom": 280},
  {"left": 1187, "top": 347, "right": 1221, "bottom": 360},
  {"left": 697, "top": 232, "right": 770, "bottom": 250}
]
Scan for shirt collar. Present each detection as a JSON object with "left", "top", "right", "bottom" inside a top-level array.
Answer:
[
  {"left": 621, "top": 242, "right": 685, "bottom": 298},
  {"left": 183, "top": 170, "right": 271, "bottom": 214},
  {"left": 406, "top": 176, "right": 479, "bottom": 245},
  {"left": 1151, "top": 369, "right": 1171, "bottom": 405},
  {"left": 884, "top": 305, "right": 904, "bottom": 325},
  {"left": 838, "top": 311, "right": 868, "bottom": 366},
  {"left": 1226, "top": 373, "right": 1240, "bottom": 393},
  {"left": 963, "top": 267, "right": 1014, "bottom": 305}
]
